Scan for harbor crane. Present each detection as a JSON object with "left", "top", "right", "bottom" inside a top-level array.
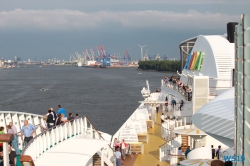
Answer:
[{"left": 90, "top": 47, "right": 95, "bottom": 61}]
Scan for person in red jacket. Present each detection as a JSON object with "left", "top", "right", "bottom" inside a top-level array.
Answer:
[{"left": 120, "top": 139, "right": 128, "bottom": 160}]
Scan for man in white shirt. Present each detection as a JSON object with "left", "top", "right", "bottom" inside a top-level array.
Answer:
[
  {"left": 161, "top": 113, "right": 165, "bottom": 123},
  {"left": 9, "top": 122, "right": 20, "bottom": 155}
]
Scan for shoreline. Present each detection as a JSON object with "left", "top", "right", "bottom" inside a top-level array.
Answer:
[{"left": 137, "top": 68, "right": 177, "bottom": 74}]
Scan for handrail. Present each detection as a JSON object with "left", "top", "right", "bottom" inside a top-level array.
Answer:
[
  {"left": 21, "top": 116, "right": 85, "bottom": 155},
  {"left": 161, "top": 124, "right": 171, "bottom": 131},
  {"left": 22, "top": 116, "right": 111, "bottom": 154},
  {"left": 159, "top": 135, "right": 178, "bottom": 147},
  {"left": 22, "top": 116, "right": 115, "bottom": 166},
  {"left": 85, "top": 117, "right": 105, "bottom": 140},
  {"left": 17, "top": 124, "right": 40, "bottom": 135},
  {"left": 168, "top": 154, "right": 185, "bottom": 156}
]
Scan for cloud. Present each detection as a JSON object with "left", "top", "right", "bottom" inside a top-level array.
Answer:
[
  {"left": 119, "top": 0, "right": 249, "bottom": 4},
  {"left": 0, "top": 9, "right": 240, "bottom": 31}
]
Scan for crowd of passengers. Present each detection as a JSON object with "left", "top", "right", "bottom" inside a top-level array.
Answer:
[
  {"left": 155, "top": 88, "right": 184, "bottom": 111},
  {"left": 163, "top": 76, "right": 192, "bottom": 101},
  {"left": 0, "top": 105, "right": 79, "bottom": 166},
  {"left": 40, "top": 105, "right": 78, "bottom": 132}
]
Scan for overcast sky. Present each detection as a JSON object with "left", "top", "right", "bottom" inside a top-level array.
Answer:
[{"left": 0, "top": 0, "right": 249, "bottom": 61}]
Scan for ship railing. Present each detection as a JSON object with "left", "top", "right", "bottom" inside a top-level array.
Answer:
[
  {"left": 162, "top": 116, "right": 192, "bottom": 130},
  {"left": 22, "top": 116, "right": 115, "bottom": 166},
  {"left": 163, "top": 81, "right": 192, "bottom": 101},
  {"left": 159, "top": 135, "right": 179, "bottom": 161},
  {"left": 111, "top": 103, "right": 147, "bottom": 155},
  {"left": 161, "top": 125, "right": 171, "bottom": 141},
  {"left": 209, "top": 87, "right": 231, "bottom": 96}
]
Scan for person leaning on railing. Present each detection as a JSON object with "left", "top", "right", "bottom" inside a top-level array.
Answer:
[
  {"left": 9, "top": 122, "right": 20, "bottom": 155},
  {"left": 21, "top": 120, "right": 36, "bottom": 146},
  {"left": 0, "top": 127, "right": 4, "bottom": 152},
  {"left": 55, "top": 114, "right": 64, "bottom": 125},
  {"left": 40, "top": 116, "right": 48, "bottom": 133}
]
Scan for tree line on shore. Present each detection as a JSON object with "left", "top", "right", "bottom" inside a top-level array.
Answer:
[{"left": 138, "top": 60, "right": 181, "bottom": 72}]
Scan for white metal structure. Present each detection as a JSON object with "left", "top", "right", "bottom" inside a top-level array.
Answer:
[
  {"left": 192, "top": 87, "right": 234, "bottom": 147},
  {"left": 138, "top": 44, "right": 146, "bottom": 61},
  {"left": 235, "top": 13, "right": 250, "bottom": 166},
  {"left": 156, "top": 33, "right": 236, "bottom": 165},
  {"left": 0, "top": 111, "right": 43, "bottom": 149},
  {"left": 22, "top": 116, "right": 115, "bottom": 166},
  {"left": 180, "top": 35, "right": 234, "bottom": 96}
]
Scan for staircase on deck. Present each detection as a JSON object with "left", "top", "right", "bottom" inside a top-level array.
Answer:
[
  {"left": 181, "top": 134, "right": 189, "bottom": 153},
  {"left": 93, "top": 153, "right": 108, "bottom": 166}
]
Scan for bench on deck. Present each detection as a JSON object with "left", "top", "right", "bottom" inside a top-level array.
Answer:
[
  {"left": 146, "top": 120, "right": 154, "bottom": 128},
  {"left": 137, "top": 133, "right": 148, "bottom": 143},
  {"left": 127, "top": 142, "right": 144, "bottom": 154}
]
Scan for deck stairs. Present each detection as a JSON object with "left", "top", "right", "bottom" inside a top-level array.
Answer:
[
  {"left": 181, "top": 134, "right": 189, "bottom": 153},
  {"left": 93, "top": 153, "right": 108, "bottom": 166}
]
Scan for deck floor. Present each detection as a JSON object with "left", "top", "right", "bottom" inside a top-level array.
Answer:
[{"left": 133, "top": 110, "right": 169, "bottom": 166}]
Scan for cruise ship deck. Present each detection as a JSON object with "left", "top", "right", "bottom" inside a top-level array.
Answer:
[{"left": 123, "top": 109, "right": 169, "bottom": 166}]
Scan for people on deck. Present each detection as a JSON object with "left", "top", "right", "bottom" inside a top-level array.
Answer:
[
  {"left": 47, "top": 109, "right": 54, "bottom": 128},
  {"left": 57, "top": 105, "right": 67, "bottom": 119},
  {"left": 120, "top": 139, "right": 128, "bottom": 160},
  {"left": 75, "top": 113, "right": 79, "bottom": 119},
  {"left": 179, "top": 100, "right": 184, "bottom": 111},
  {"left": 178, "top": 147, "right": 182, "bottom": 155},
  {"left": 61, "top": 114, "right": 66, "bottom": 122},
  {"left": 49, "top": 108, "right": 57, "bottom": 126},
  {"left": 211, "top": 160, "right": 224, "bottom": 166},
  {"left": 9, "top": 122, "right": 20, "bottom": 155},
  {"left": 113, "top": 138, "right": 120, "bottom": 149},
  {"left": 21, "top": 120, "right": 36, "bottom": 146},
  {"left": 165, "top": 96, "right": 168, "bottom": 106},
  {"left": 156, "top": 104, "right": 160, "bottom": 113},
  {"left": 115, "top": 147, "right": 121, "bottom": 166},
  {"left": 161, "top": 113, "right": 165, "bottom": 123},
  {"left": 8, "top": 143, "right": 16, "bottom": 166},
  {"left": 156, "top": 88, "right": 160, "bottom": 92},
  {"left": 40, "top": 116, "right": 47, "bottom": 132},
  {"left": 211, "top": 145, "right": 215, "bottom": 159},
  {"left": 171, "top": 98, "right": 176, "bottom": 109},
  {"left": 6, "top": 125, "right": 20, "bottom": 156},
  {"left": 185, "top": 146, "right": 191, "bottom": 158},
  {"left": 224, "top": 161, "right": 233, "bottom": 166},
  {"left": 67, "top": 113, "right": 74, "bottom": 121},
  {"left": 56, "top": 114, "right": 64, "bottom": 125},
  {"left": 216, "top": 145, "right": 221, "bottom": 159},
  {"left": 0, "top": 127, "right": 4, "bottom": 152}
]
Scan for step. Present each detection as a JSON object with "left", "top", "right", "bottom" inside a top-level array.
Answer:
[
  {"left": 181, "top": 134, "right": 189, "bottom": 152},
  {"left": 93, "top": 153, "right": 108, "bottom": 166}
]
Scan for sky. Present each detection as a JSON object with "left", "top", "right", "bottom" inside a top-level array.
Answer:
[{"left": 0, "top": 0, "right": 249, "bottom": 61}]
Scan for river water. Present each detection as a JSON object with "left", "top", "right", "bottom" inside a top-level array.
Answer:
[{"left": 0, "top": 65, "right": 170, "bottom": 134}]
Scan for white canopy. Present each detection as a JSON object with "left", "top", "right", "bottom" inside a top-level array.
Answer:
[
  {"left": 180, "top": 159, "right": 213, "bottom": 166},
  {"left": 35, "top": 136, "right": 110, "bottom": 166}
]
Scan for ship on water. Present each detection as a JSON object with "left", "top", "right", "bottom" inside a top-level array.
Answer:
[{"left": 0, "top": 15, "right": 249, "bottom": 166}]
